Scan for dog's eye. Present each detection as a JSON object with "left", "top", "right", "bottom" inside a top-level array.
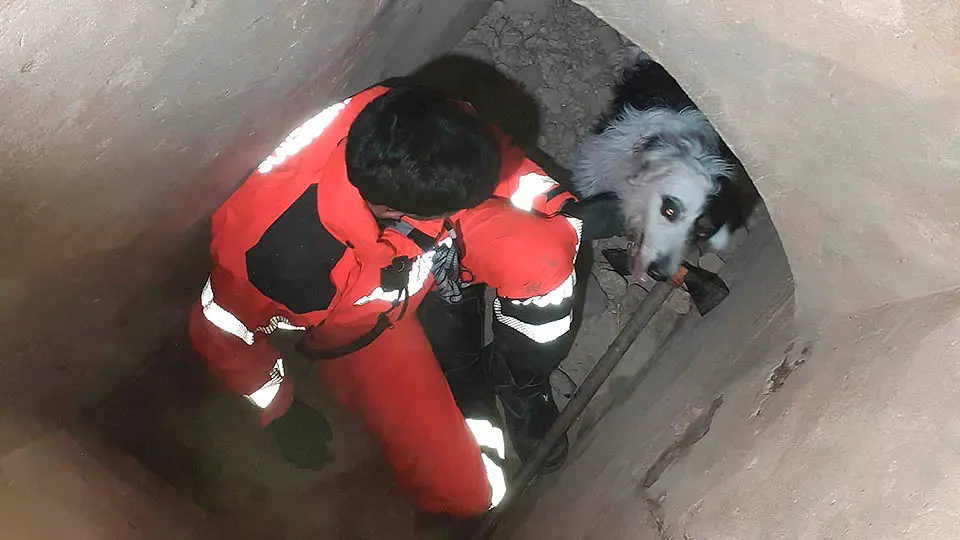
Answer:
[{"left": 660, "top": 197, "right": 682, "bottom": 222}]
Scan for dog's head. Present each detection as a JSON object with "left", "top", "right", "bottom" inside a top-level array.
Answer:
[
  {"left": 620, "top": 131, "right": 742, "bottom": 281},
  {"left": 574, "top": 106, "right": 745, "bottom": 281}
]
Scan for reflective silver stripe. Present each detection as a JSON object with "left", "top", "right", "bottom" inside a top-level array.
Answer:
[
  {"left": 493, "top": 297, "right": 573, "bottom": 344},
  {"left": 201, "top": 278, "right": 255, "bottom": 345},
  {"left": 245, "top": 359, "right": 284, "bottom": 409},
  {"left": 465, "top": 418, "right": 507, "bottom": 508},
  {"left": 257, "top": 98, "right": 352, "bottom": 174},
  {"left": 511, "top": 272, "right": 575, "bottom": 308},
  {"left": 564, "top": 215, "right": 584, "bottom": 254},
  {"left": 353, "top": 236, "right": 454, "bottom": 306},
  {"left": 510, "top": 214, "right": 583, "bottom": 309},
  {"left": 256, "top": 315, "right": 306, "bottom": 334},
  {"left": 199, "top": 278, "right": 289, "bottom": 409},
  {"left": 502, "top": 214, "right": 583, "bottom": 340},
  {"left": 510, "top": 172, "right": 557, "bottom": 211},
  {"left": 201, "top": 280, "right": 304, "bottom": 344}
]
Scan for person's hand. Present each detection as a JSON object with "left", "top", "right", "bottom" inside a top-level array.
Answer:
[
  {"left": 266, "top": 397, "right": 334, "bottom": 470},
  {"left": 562, "top": 193, "right": 625, "bottom": 240}
]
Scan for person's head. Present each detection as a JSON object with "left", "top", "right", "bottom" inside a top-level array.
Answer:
[{"left": 345, "top": 85, "right": 501, "bottom": 220}]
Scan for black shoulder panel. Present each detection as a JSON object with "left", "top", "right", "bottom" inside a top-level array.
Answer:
[{"left": 246, "top": 184, "right": 345, "bottom": 314}]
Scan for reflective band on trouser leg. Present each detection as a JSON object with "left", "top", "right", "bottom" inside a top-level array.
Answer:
[
  {"left": 245, "top": 359, "right": 285, "bottom": 409},
  {"left": 465, "top": 418, "right": 507, "bottom": 508}
]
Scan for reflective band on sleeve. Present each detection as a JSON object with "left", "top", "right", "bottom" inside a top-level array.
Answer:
[
  {"left": 509, "top": 214, "right": 583, "bottom": 309},
  {"left": 564, "top": 215, "right": 584, "bottom": 250},
  {"left": 493, "top": 297, "right": 573, "bottom": 344},
  {"left": 256, "top": 315, "right": 307, "bottom": 334},
  {"left": 466, "top": 418, "right": 507, "bottom": 508},
  {"left": 245, "top": 358, "right": 285, "bottom": 409},
  {"left": 511, "top": 272, "right": 575, "bottom": 308},
  {"left": 353, "top": 237, "right": 453, "bottom": 306},
  {"left": 201, "top": 277, "right": 255, "bottom": 345},
  {"left": 510, "top": 173, "right": 557, "bottom": 212},
  {"left": 257, "top": 98, "right": 352, "bottom": 174}
]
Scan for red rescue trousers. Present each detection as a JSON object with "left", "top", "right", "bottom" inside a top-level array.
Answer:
[{"left": 189, "top": 298, "right": 491, "bottom": 516}]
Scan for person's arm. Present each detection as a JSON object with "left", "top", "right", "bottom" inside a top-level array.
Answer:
[
  {"left": 493, "top": 140, "right": 624, "bottom": 240},
  {"left": 458, "top": 199, "right": 583, "bottom": 380},
  {"left": 187, "top": 270, "right": 295, "bottom": 426},
  {"left": 188, "top": 269, "right": 334, "bottom": 469}
]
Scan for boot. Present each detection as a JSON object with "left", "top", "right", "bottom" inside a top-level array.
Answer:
[{"left": 490, "top": 350, "right": 568, "bottom": 473}]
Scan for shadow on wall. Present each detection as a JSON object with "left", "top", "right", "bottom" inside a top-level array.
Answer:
[
  {"left": 401, "top": 54, "right": 543, "bottom": 151},
  {"left": 393, "top": 53, "right": 572, "bottom": 187},
  {"left": 401, "top": 53, "right": 766, "bottom": 223}
]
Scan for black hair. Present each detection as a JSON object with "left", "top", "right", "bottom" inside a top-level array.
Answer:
[{"left": 345, "top": 85, "right": 501, "bottom": 217}]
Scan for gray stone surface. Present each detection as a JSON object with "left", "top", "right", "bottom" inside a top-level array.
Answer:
[{"left": 456, "top": 0, "right": 629, "bottom": 164}]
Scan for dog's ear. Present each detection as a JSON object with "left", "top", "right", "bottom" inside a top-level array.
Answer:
[
  {"left": 695, "top": 176, "right": 746, "bottom": 250},
  {"left": 713, "top": 176, "right": 746, "bottom": 231}
]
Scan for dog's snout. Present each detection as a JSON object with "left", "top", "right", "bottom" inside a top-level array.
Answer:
[{"left": 646, "top": 262, "right": 670, "bottom": 282}]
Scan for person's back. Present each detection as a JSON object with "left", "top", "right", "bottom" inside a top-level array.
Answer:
[{"left": 189, "top": 83, "right": 601, "bottom": 516}]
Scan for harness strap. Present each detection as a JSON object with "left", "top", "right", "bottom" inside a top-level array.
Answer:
[
  {"left": 297, "top": 220, "right": 445, "bottom": 361},
  {"left": 296, "top": 310, "right": 393, "bottom": 360}
]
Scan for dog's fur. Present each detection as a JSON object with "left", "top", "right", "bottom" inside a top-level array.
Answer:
[{"left": 572, "top": 55, "right": 745, "bottom": 280}]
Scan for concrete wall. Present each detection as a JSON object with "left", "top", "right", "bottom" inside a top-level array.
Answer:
[
  {"left": 0, "top": 0, "right": 489, "bottom": 536},
  {"left": 574, "top": 0, "right": 960, "bottom": 322}
]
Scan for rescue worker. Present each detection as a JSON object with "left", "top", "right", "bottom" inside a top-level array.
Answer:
[{"left": 188, "top": 82, "right": 619, "bottom": 516}]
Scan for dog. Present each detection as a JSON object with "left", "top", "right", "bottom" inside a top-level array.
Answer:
[{"left": 572, "top": 54, "right": 745, "bottom": 282}]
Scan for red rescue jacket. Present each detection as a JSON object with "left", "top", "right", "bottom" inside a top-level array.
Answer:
[{"left": 189, "top": 85, "right": 580, "bottom": 423}]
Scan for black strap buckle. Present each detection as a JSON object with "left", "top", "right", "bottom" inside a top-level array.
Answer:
[{"left": 381, "top": 256, "right": 412, "bottom": 294}]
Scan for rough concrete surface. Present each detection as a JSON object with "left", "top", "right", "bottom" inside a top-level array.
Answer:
[{"left": 652, "top": 289, "right": 960, "bottom": 540}]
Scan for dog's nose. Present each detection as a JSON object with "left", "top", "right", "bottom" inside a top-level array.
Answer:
[{"left": 646, "top": 262, "right": 670, "bottom": 282}]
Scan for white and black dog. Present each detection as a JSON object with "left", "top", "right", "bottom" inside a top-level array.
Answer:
[{"left": 572, "top": 54, "right": 745, "bottom": 282}]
